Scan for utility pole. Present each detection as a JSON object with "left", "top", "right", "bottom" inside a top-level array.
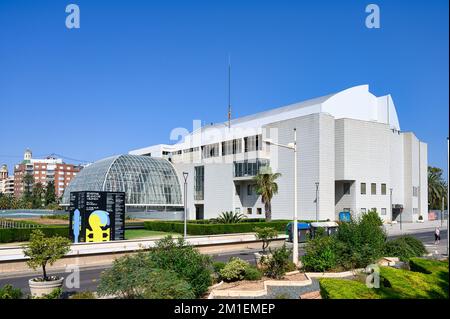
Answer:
[
  {"left": 183, "top": 172, "right": 189, "bottom": 239},
  {"left": 293, "top": 128, "right": 299, "bottom": 265},
  {"left": 390, "top": 188, "right": 393, "bottom": 222}
]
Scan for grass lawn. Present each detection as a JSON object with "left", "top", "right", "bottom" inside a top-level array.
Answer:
[
  {"left": 125, "top": 229, "right": 180, "bottom": 240},
  {"left": 319, "top": 258, "right": 449, "bottom": 299}
]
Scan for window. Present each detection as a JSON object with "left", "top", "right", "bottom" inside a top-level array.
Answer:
[
  {"left": 413, "top": 187, "right": 418, "bottom": 197},
  {"left": 247, "top": 208, "right": 252, "bottom": 215},
  {"left": 361, "top": 183, "right": 366, "bottom": 195},
  {"left": 381, "top": 184, "right": 387, "bottom": 195},
  {"left": 413, "top": 208, "right": 418, "bottom": 215},
  {"left": 343, "top": 183, "right": 350, "bottom": 195},
  {"left": 201, "top": 143, "right": 220, "bottom": 158},
  {"left": 194, "top": 166, "right": 204, "bottom": 200},
  {"left": 244, "top": 135, "right": 262, "bottom": 152},
  {"left": 247, "top": 184, "right": 253, "bottom": 196},
  {"left": 381, "top": 208, "right": 387, "bottom": 215},
  {"left": 361, "top": 208, "right": 367, "bottom": 214},
  {"left": 371, "top": 183, "right": 377, "bottom": 195},
  {"left": 222, "top": 139, "right": 242, "bottom": 156},
  {"left": 257, "top": 208, "right": 262, "bottom": 215}
]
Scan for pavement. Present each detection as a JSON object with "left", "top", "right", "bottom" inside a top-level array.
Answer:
[{"left": 383, "top": 219, "right": 448, "bottom": 237}]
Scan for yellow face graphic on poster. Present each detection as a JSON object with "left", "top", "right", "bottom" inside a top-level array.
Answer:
[{"left": 85, "top": 210, "right": 111, "bottom": 242}]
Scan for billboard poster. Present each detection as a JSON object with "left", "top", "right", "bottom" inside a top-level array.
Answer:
[{"left": 69, "top": 191, "right": 126, "bottom": 243}]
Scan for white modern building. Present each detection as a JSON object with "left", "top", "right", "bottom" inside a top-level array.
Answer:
[
  {"left": 128, "top": 84, "right": 428, "bottom": 222},
  {"left": 64, "top": 84, "right": 428, "bottom": 223}
]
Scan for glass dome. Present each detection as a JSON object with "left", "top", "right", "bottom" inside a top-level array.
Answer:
[{"left": 62, "top": 155, "right": 182, "bottom": 206}]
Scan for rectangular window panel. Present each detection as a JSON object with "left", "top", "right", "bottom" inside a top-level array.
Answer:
[
  {"left": 361, "top": 183, "right": 366, "bottom": 195},
  {"left": 381, "top": 208, "right": 387, "bottom": 215},
  {"left": 371, "top": 183, "right": 376, "bottom": 195},
  {"left": 381, "top": 184, "right": 387, "bottom": 195}
]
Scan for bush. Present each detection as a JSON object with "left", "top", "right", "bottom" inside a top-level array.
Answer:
[
  {"left": 261, "top": 244, "right": 293, "bottom": 279},
  {"left": 0, "top": 284, "right": 23, "bottom": 299},
  {"left": 244, "top": 266, "right": 263, "bottom": 281},
  {"left": 97, "top": 253, "right": 195, "bottom": 299},
  {"left": 216, "top": 211, "right": 246, "bottom": 223},
  {"left": 70, "top": 291, "right": 96, "bottom": 299},
  {"left": 219, "top": 258, "right": 249, "bottom": 282},
  {"left": 36, "top": 288, "right": 62, "bottom": 299},
  {"left": 144, "top": 220, "right": 288, "bottom": 235},
  {"left": 301, "top": 236, "right": 337, "bottom": 272},
  {"left": 148, "top": 236, "right": 212, "bottom": 298},
  {"left": 0, "top": 226, "right": 68, "bottom": 243},
  {"left": 254, "top": 227, "right": 278, "bottom": 252},
  {"left": 383, "top": 236, "right": 427, "bottom": 261},
  {"left": 334, "top": 210, "right": 386, "bottom": 269},
  {"left": 212, "top": 261, "right": 226, "bottom": 274}
]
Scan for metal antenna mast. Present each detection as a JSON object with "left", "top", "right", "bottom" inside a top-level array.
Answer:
[{"left": 228, "top": 55, "right": 232, "bottom": 129}]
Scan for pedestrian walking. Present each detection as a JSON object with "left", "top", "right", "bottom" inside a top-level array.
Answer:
[{"left": 434, "top": 227, "right": 441, "bottom": 244}]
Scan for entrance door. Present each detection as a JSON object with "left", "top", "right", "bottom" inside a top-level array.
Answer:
[{"left": 195, "top": 204, "right": 204, "bottom": 220}]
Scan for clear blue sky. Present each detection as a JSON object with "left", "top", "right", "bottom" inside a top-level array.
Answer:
[{"left": 0, "top": 0, "right": 448, "bottom": 178}]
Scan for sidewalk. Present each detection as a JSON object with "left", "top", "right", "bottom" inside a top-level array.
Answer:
[{"left": 383, "top": 219, "right": 448, "bottom": 237}]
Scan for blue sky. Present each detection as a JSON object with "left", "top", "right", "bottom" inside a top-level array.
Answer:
[{"left": 0, "top": 0, "right": 448, "bottom": 178}]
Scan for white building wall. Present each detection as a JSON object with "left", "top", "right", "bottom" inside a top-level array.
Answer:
[
  {"left": 265, "top": 113, "right": 335, "bottom": 221},
  {"left": 334, "top": 118, "right": 391, "bottom": 221},
  {"left": 203, "top": 164, "right": 234, "bottom": 219}
]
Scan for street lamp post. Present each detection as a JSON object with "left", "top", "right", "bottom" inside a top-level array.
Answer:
[
  {"left": 264, "top": 128, "right": 299, "bottom": 265},
  {"left": 390, "top": 188, "right": 393, "bottom": 222},
  {"left": 447, "top": 137, "right": 449, "bottom": 257},
  {"left": 315, "top": 182, "right": 319, "bottom": 222},
  {"left": 183, "top": 172, "right": 189, "bottom": 239}
]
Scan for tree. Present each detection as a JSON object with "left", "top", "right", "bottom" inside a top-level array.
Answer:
[
  {"left": 22, "top": 230, "right": 71, "bottom": 281},
  {"left": 216, "top": 211, "right": 245, "bottom": 224},
  {"left": 21, "top": 173, "right": 34, "bottom": 202},
  {"left": 32, "top": 182, "right": 45, "bottom": 209},
  {"left": 254, "top": 227, "right": 278, "bottom": 253},
  {"left": 253, "top": 169, "right": 281, "bottom": 222},
  {"left": 428, "top": 166, "right": 447, "bottom": 210},
  {"left": 45, "top": 181, "right": 57, "bottom": 206}
]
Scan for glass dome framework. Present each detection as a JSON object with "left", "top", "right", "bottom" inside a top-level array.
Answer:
[{"left": 62, "top": 155, "right": 183, "bottom": 207}]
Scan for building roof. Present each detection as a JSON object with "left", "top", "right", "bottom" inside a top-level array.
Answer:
[
  {"left": 61, "top": 154, "right": 182, "bottom": 206},
  {"left": 129, "top": 84, "right": 401, "bottom": 153}
]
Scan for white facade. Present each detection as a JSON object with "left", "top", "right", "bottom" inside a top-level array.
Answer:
[{"left": 130, "top": 85, "right": 428, "bottom": 222}]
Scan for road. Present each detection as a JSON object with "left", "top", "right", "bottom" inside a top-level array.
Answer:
[{"left": 0, "top": 230, "right": 446, "bottom": 296}]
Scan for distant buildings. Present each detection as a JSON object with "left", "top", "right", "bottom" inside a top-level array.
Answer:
[
  {"left": 11, "top": 149, "right": 83, "bottom": 199},
  {"left": 0, "top": 165, "right": 14, "bottom": 196}
]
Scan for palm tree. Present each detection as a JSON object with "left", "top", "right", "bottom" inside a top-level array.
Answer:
[
  {"left": 253, "top": 168, "right": 281, "bottom": 222},
  {"left": 428, "top": 166, "right": 447, "bottom": 210}
]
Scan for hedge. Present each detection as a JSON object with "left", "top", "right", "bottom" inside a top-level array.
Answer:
[
  {"left": 144, "top": 220, "right": 289, "bottom": 235},
  {"left": 0, "top": 226, "right": 69, "bottom": 243}
]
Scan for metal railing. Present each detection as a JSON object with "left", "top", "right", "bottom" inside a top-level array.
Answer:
[{"left": 0, "top": 218, "right": 42, "bottom": 229}]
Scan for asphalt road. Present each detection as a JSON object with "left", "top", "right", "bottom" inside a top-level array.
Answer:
[{"left": 0, "top": 230, "right": 447, "bottom": 296}]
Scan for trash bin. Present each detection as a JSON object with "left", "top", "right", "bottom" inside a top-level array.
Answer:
[
  {"left": 310, "top": 222, "right": 339, "bottom": 238},
  {"left": 286, "top": 222, "right": 311, "bottom": 243}
]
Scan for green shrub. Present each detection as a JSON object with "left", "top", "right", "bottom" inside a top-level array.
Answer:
[
  {"left": 39, "top": 288, "right": 63, "bottom": 299},
  {"left": 0, "top": 226, "right": 68, "bottom": 243},
  {"left": 70, "top": 291, "right": 96, "bottom": 299},
  {"left": 217, "top": 211, "right": 246, "bottom": 223},
  {"left": 97, "top": 252, "right": 195, "bottom": 299},
  {"left": 262, "top": 244, "right": 292, "bottom": 279},
  {"left": 144, "top": 220, "right": 288, "bottom": 235},
  {"left": 0, "top": 284, "right": 23, "bottom": 299},
  {"left": 254, "top": 227, "right": 278, "bottom": 252},
  {"left": 383, "top": 236, "right": 427, "bottom": 261},
  {"left": 301, "top": 236, "right": 337, "bottom": 272},
  {"left": 148, "top": 236, "right": 212, "bottom": 298},
  {"left": 334, "top": 210, "right": 386, "bottom": 269},
  {"left": 212, "top": 261, "right": 226, "bottom": 274},
  {"left": 219, "top": 258, "right": 249, "bottom": 282},
  {"left": 244, "top": 266, "right": 263, "bottom": 281}
]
